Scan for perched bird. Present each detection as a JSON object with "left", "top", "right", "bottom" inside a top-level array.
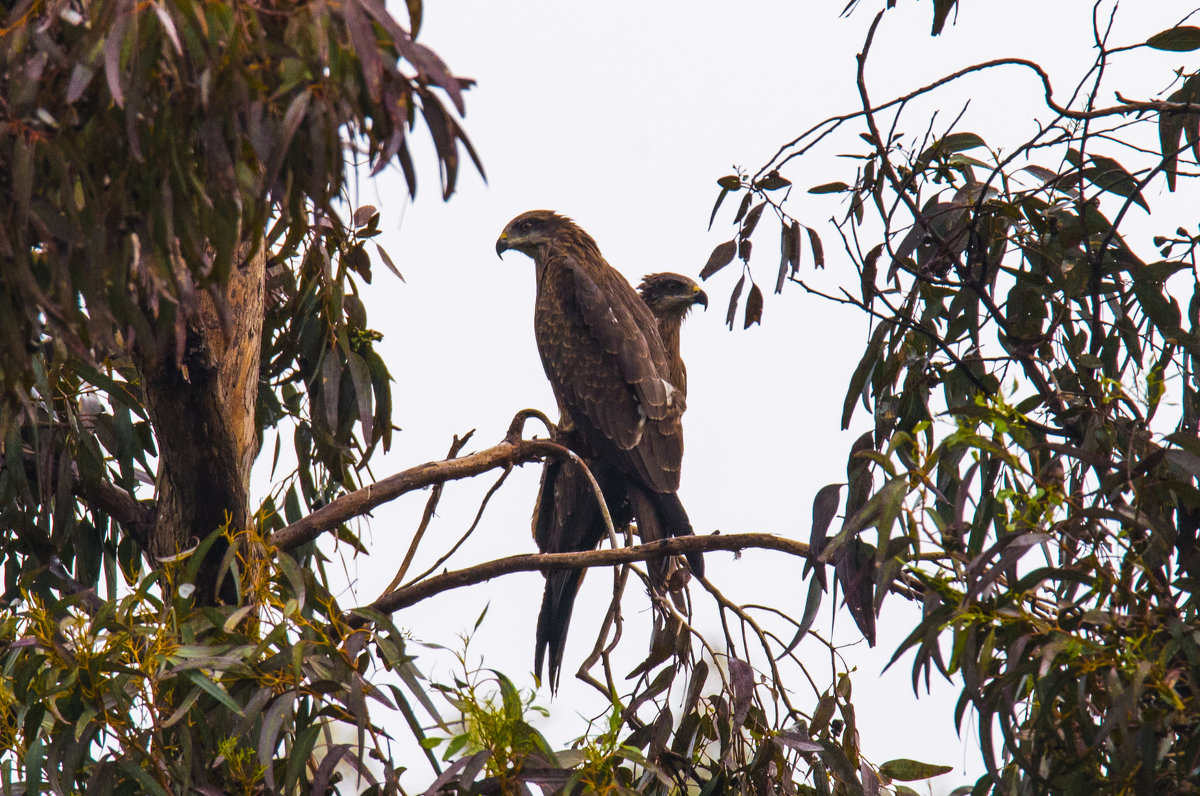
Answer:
[
  {"left": 529, "top": 271, "right": 706, "bottom": 690},
  {"left": 496, "top": 210, "right": 703, "bottom": 689},
  {"left": 636, "top": 272, "right": 707, "bottom": 397}
]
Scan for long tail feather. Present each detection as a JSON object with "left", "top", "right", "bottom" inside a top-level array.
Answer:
[
  {"left": 532, "top": 457, "right": 630, "bottom": 692},
  {"left": 654, "top": 490, "right": 703, "bottom": 578},
  {"left": 535, "top": 569, "right": 584, "bottom": 691}
]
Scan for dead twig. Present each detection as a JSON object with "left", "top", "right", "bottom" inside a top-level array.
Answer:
[{"left": 384, "top": 432, "right": 475, "bottom": 593}]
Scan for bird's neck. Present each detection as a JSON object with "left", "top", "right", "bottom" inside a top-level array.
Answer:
[
  {"left": 657, "top": 317, "right": 682, "bottom": 362},
  {"left": 657, "top": 317, "right": 687, "bottom": 395}
]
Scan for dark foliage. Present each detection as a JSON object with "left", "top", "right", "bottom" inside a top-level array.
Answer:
[{"left": 707, "top": 3, "right": 1200, "bottom": 792}]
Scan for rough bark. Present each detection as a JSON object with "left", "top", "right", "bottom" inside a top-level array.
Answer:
[{"left": 137, "top": 242, "right": 265, "bottom": 603}]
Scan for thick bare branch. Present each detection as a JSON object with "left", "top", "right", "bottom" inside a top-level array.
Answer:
[
  {"left": 367, "top": 533, "right": 813, "bottom": 614},
  {"left": 271, "top": 438, "right": 567, "bottom": 550}
]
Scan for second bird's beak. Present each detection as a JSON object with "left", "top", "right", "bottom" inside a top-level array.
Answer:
[
  {"left": 694, "top": 286, "right": 709, "bottom": 309},
  {"left": 495, "top": 233, "right": 509, "bottom": 258}
]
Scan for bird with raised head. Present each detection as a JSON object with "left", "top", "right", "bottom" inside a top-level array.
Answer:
[{"left": 496, "top": 210, "right": 704, "bottom": 690}]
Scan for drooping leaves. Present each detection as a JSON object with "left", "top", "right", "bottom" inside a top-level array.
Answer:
[
  {"left": 0, "top": 0, "right": 478, "bottom": 429},
  {"left": 699, "top": 7, "right": 1200, "bottom": 791}
]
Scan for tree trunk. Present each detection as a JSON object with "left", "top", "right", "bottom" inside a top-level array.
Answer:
[{"left": 138, "top": 242, "right": 265, "bottom": 604}]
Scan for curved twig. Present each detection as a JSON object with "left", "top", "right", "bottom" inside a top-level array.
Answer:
[{"left": 401, "top": 465, "right": 515, "bottom": 589}]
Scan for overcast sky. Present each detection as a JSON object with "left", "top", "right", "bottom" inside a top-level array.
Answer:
[{"left": 252, "top": 1, "right": 1200, "bottom": 790}]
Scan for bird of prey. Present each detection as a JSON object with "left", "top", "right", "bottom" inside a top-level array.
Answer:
[
  {"left": 530, "top": 271, "right": 706, "bottom": 690},
  {"left": 637, "top": 272, "right": 707, "bottom": 397},
  {"left": 496, "top": 210, "right": 704, "bottom": 688}
]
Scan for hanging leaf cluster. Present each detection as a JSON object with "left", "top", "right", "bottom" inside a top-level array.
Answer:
[
  {"left": 706, "top": 10, "right": 1200, "bottom": 793},
  {"left": 0, "top": 0, "right": 479, "bottom": 428}
]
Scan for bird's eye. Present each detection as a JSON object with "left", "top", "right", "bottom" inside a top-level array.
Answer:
[{"left": 518, "top": 219, "right": 534, "bottom": 233}]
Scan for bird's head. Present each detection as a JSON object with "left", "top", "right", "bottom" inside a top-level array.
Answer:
[
  {"left": 496, "top": 210, "right": 577, "bottom": 259},
  {"left": 637, "top": 272, "right": 708, "bottom": 316}
]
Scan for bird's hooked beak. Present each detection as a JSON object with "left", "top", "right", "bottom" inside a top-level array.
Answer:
[
  {"left": 693, "top": 285, "right": 709, "bottom": 310},
  {"left": 495, "top": 231, "right": 510, "bottom": 258}
]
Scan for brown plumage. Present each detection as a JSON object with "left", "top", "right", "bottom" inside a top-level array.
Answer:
[
  {"left": 528, "top": 272, "right": 706, "bottom": 691},
  {"left": 496, "top": 211, "right": 704, "bottom": 690},
  {"left": 637, "top": 272, "right": 707, "bottom": 397}
]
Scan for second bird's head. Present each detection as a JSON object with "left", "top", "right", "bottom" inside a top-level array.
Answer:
[{"left": 637, "top": 273, "right": 708, "bottom": 315}]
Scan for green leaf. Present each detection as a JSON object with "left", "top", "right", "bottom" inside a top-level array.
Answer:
[
  {"left": 25, "top": 738, "right": 44, "bottom": 795},
  {"left": 346, "top": 349, "right": 375, "bottom": 443},
  {"left": 1146, "top": 26, "right": 1200, "bottom": 51},
  {"left": 823, "top": 478, "right": 907, "bottom": 565},
  {"left": 491, "top": 670, "right": 522, "bottom": 717},
  {"left": 363, "top": 346, "right": 394, "bottom": 452},
  {"left": 777, "top": 221, "right": 798, "bottom": 293},
  {"left": 259, "top": 691, "right": 298, "bottom": 790},
  {"left": 784, "top": 573, "right": 825, "bottom": 654},
  {"left": 443, "top": 733, "right": 469, "bottom": 760},
  {"left": 116, "top": 760, "right": 172, "bottom": 796},
  {"left": 937, "top": 132, "right": 986, "bottom": 154},
  {"left": 276, "top": 550, "right": 308, "bottom": 609},
  {"left": 682, "top": 659, "right": 709, "bottom": 716},
  {"left": 918, "top": 132, "right": 985, "bottom": 168},
  {"left": 353, "top": 205, "right": 379, "bottom": 228},
  {"left": 730, "top": 193, "right": 754, "bottom": 227},
  {"left": 161, "top": 686, "right": 204, "bottom": 728},
  {"left": 181, "top": 669, "right": 244, "bottom": 714},
  {"left": 1083, "top": 155, "right": 1148, "bottom": 212},
  {"left": 223, "top": 604, "right": 256, "bottom": 633},
  {"left": 1159, "top": 102, "right": 1184, "bottom": 192},
  {"left": 879, "top": 758, "right": 954, "bottom": 781},
  {"left": 808, "top": 181, "right": 851, "bottom": 194},
  {"left": 842, "top": 321, "right": 889, "bottom": 429},
  {"left": 755, "top": 170, "right": 791, "bottom": 190},
  {"left": 317, "top": 350, "right": 342, "bottom": 434}
]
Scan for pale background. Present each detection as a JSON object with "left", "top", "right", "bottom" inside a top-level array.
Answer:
[{"left": 252, "top": 1, "right": 1200, "bottom": 791}]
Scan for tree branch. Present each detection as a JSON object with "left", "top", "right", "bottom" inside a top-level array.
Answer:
[
  {"left": 74, "top": 473, "right": 154, "bottom": 547},
  {"left": 2, "top": 445, "right": 155, "bottom": 547},
  {"left": 271, "top": 438, "right": 568, "bottom": 550},
  {"left": 366, "top": 533, "right": 813, "bottom": 614}
]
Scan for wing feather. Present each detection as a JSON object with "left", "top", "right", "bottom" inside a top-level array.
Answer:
[{"left": 535, "top": 250, "right": 683, "bottom": 493}]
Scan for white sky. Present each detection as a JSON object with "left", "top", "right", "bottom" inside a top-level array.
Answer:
[{"left": 253, "top": 1, "right": 1200, "bottom": 791}]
